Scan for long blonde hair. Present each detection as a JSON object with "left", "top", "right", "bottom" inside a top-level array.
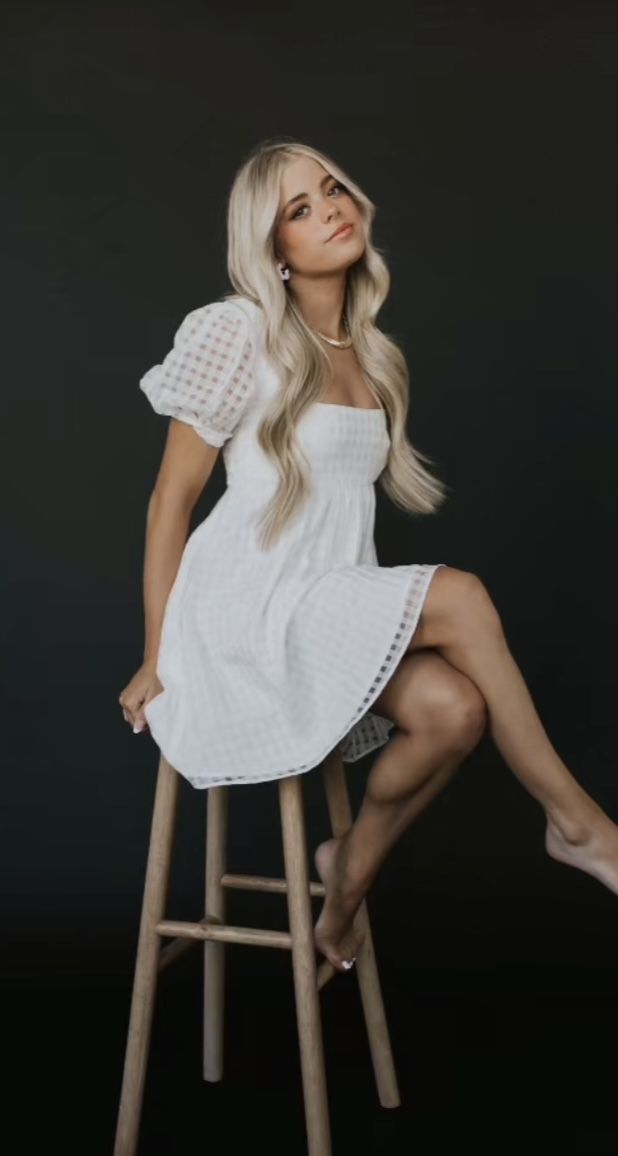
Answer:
[{"left": 224, "top": 136, "right": 450, "bottom": 551}]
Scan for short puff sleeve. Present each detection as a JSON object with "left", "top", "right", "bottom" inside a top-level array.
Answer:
[{"left": 139, "top": 299, "right": 256, "bottom": 447}]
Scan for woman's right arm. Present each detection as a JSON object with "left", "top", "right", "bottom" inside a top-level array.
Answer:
[
  {"left": 144, "top": 418, "right": 222, "bottom": 663},
  {"left": 119, "top": 419, "right": 221, "bottom": 732}
]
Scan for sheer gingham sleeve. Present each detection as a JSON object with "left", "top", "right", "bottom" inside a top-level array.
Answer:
[{"left": 139, "top": 299, "right": 256, "bottom": 447}]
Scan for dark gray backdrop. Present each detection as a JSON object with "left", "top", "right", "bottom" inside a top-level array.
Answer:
[{"left": 3, "top": 2, "right": 617, "bottom": 1151}]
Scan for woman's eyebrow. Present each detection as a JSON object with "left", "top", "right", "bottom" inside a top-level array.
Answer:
[{"left": 281, "top": 173, "right": 334, "bottom": 215}]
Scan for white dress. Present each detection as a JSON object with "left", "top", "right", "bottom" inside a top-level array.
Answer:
[{"left": 139, "top": 294, "right": 445, "bottom": 789}]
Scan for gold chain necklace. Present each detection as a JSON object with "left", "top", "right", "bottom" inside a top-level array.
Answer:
[{"left": 309, "top": 313, "right": 352, "bottom": 349}]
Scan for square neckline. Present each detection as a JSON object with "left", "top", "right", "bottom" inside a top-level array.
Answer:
[
  {"left": 315, "top": 402, "right": 385, "bottom": 413},
  {"left": 234, "top": 297, "right": 386, "bottom": 415}
]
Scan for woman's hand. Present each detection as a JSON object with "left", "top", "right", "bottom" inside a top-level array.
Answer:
[{"left": 118, "top": 662, "right": 164, "bottom": 734}]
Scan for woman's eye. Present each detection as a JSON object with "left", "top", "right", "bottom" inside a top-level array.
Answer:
[{"left": 291, "top": 182, "right": 347, "bottom": 219}]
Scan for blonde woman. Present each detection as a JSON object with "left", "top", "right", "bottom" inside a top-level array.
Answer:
[{"left": 119, "top": 137, "right": 618, "bottom": 974}]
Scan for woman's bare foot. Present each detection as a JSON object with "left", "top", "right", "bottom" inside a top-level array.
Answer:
[
  {"left": 313, "top": 835, "right": 365, "bottom": 973},
  {"left": 545, "top": 808, "right": 618, "bottom": 895}
]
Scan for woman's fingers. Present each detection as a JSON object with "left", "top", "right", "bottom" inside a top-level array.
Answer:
[
  {"left": 119, "top": 695, "right": 148, "bottom": 733},
  {"left": 119, "top": 668, "right": 160, "bottom": 735},
  {"left": 129, "top": 696, "right": 148, "bottom": 733},
  {"left": 133, "top": 709, "right": 148, "bottom": 734}
]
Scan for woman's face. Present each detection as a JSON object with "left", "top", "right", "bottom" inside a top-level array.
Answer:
[{"left": 274, "top": 155, "right": 365, "bottom": 278}]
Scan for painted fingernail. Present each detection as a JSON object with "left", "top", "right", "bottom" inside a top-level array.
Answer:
[
  {"left": 133, "top": 723, "right": 143, "bottom": 733},
  {"left": 342, "top": 958, "right": 356, "bottom": 970}
]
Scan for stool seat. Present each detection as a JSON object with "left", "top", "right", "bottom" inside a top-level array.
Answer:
[{"left": 113, "top": 747, "right": 400, "bottom": 1156}]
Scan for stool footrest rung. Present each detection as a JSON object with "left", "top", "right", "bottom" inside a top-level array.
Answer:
[
  {"left": 156, "top": 917, "right": 292, "bottom": 950},
  {"left": 221, "top": 871, "right": 326, "bottom": 897},
  {"left": 155, "top": 919, "right": 339, "bottom": 990}
]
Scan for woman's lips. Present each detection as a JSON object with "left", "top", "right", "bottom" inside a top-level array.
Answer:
[{"left": 328, "top": 223, "right": 354, "bottom": 241}]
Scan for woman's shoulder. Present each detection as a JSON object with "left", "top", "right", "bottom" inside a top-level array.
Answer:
[
  {"left": 180, "top": 293, "right": 265, "bottom": 339},
  {"left": 139, "top": 293, "right": 267, "bottom": 445},
  {"left": 221, "top": 293, "right": 266, "bottom": 327}
]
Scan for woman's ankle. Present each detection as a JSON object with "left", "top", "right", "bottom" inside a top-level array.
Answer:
[{"left": 545, "top": 802, "right": 601, "bottom": 846}]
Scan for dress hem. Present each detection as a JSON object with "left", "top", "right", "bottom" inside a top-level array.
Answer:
[{"left": 147, "top": 561, "right": 446, "bottom": 790}]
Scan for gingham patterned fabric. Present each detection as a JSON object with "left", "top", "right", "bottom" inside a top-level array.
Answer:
[
  {"left": 139, "top": 300, "right": 255, "bottom": 447},
  {"left": 139, "top": 295, "right": 446, "bottom": 788}
]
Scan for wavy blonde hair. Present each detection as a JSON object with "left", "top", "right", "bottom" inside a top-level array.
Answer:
[{"left": 223, "top": 136, "right": 450, "bottom": 551}]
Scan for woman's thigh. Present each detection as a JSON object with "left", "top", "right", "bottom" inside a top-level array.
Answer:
[{"left": 372, "top": 646, "right": 487, "bottom": 739}]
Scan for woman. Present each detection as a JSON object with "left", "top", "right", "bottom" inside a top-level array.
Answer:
[{"left": 119, "top": 137, "right": 618, "bottom": 973}]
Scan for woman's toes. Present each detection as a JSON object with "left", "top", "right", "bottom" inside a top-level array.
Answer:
[
  {"left": 314, "top": 924, "right": 358, "bottom": 973},
  {"left": 313, "top": 834, "right": 366, "bottom": 972},
  {"left": 333, "top": 926, "right": 363, "bottom": 972},
  {"left": 329, "top": 948, "right": 356, "bottom": 973}
]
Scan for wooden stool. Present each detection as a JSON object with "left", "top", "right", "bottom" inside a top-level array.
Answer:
[{"left": 113, "top": 746, "right": 400, "bottom": 1156}]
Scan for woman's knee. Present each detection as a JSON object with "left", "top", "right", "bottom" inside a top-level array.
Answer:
[
  {"left": 408, "top": 567, "right": 503, "bottom": 653},
  {"left": 441, "top": 681, "right": 488, "bottom": 751},
  {"left": 437, "top": 568, "right": 503, "bottom": 641},
  {"left": 412, "top": 666, "right": 488, "bottom": 752},
  {"left": 384, "top": 649, "right": 487, "bottom": 751},
  {"left": 459, "top": 572, "right": 504, "bottom": 641}
]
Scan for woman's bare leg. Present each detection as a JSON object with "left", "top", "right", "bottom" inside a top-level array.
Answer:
[
  {"left": 410, "top": 568, "right": 618, "bottom": 885},
  {"left": 314, "top": 650, "right": 487, "bottom": 970},
  {"left": 313, "top": 731, "right": 475, "bottom": 970},
  {"left": 411, "top": 568, "right": 614, "bottom": 841},
  {"left": 313, "top": 566, "right": 618, "bottom": 969}
]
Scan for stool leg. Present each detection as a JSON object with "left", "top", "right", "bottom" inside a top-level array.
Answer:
[
  {"left": 279, "top": 774, "right": 332, "bottom": 1156},
  {"left": 203, "top": 785, "right": 229, "bottom": 1081},
  {"left": 113, "top": 754, "right": 181, "bottom": 1156},
  {"left": 322, "top": 751, "right": 401, "bottom": 1109}
]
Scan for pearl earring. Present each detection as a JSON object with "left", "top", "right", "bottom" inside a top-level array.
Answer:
[{"left": 278, "top": 263, "right": 290, "bottom": 281}]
